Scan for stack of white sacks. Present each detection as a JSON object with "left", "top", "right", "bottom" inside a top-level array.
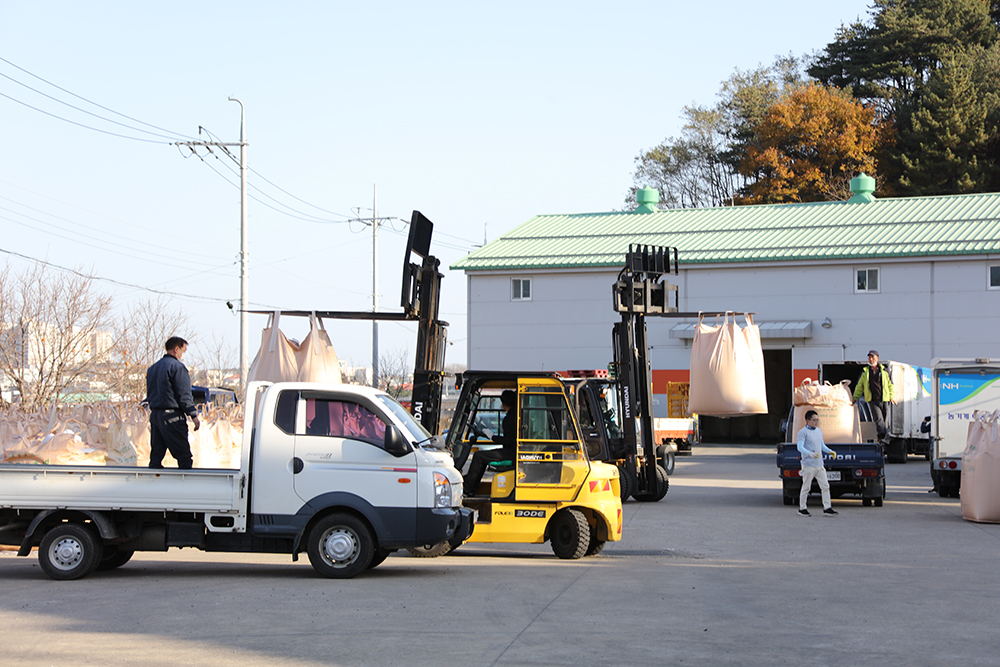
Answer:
[{"left": 0, "top": 402, "right": 244, "bottom": 469}]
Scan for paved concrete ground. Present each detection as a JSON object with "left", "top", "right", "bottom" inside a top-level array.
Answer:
[{"left": 2, "top": 445, "right": 998, "bottom": 667}]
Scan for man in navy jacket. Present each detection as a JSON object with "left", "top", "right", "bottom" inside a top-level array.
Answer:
[{"left": 145, "top": 337, "right": 201, "bottom": 469}]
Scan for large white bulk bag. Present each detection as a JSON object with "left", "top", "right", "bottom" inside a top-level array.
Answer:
[{"left": 688, "top": 312, "right": 768, "bottom": 416}]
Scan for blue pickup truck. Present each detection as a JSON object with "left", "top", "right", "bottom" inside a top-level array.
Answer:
[{"left": 778, "top": 407, "right": 886, "bottom": 507}]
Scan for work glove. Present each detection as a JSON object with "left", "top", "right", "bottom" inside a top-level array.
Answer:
[
  {"left": 812, "top": 452, "right": 821, "bottom": 459},
  {"left": 827, "top": 450, "right": 836, "bottom": 459}
]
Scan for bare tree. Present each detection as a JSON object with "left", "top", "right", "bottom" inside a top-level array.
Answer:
[
  {"left": 189, "top": 333, "right": 238, "bottom": 389},
  {"left": 377, "top": 348, "right": 411, "bottom": 399},
  {"left": 101, "top": 296, "right": 192, "bottom": 403},
  {"left": 0, "top": 263, "right": 114, "bottom": 409}
]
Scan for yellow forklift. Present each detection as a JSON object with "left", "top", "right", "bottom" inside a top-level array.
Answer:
[{"left": 409, "top": 372, "right": 623, "bottom": 559}]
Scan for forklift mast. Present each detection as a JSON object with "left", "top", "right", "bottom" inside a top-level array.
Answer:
[
  {"left": 248, "top": 210, "right": 449, "bottom": 434},
  {"left": 611, "top": 244, "right": 680, "bottom": 495},
  {"left": 401, "top": 211, "right": 448, "bottom": 434}
]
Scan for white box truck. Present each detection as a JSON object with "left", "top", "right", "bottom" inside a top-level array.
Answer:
[
  {"left": 930, "top": 358, "right": 1000, "bottom": 498},
  {"left": 0, "top": 382, "right": 473, "bottom": 580}
]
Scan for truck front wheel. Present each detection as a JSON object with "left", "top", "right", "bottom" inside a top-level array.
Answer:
[
  {"left": 549, "top": 508, "right": 590, "bottom": 559},
  {"left": 307, "top": 514, "right": 374, "bottom": 578},
  {"left": 38, "top": 523, "right": 104, "bottom": 580}
]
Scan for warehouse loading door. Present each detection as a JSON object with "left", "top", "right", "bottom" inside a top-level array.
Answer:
[{"left": 700, "top": 349, "right": 792, "bottom": 443}]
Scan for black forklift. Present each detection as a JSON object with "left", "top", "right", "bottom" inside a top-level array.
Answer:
[{"left": 568, "top": 245, "right": 723, "bottom": 502}]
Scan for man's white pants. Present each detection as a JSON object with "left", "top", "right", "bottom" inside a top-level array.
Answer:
[{"left": 800, "top": 466, "right": 831, "bottom": 510}]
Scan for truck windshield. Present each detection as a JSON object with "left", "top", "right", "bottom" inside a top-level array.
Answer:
[
  {"left": 377, "top": 395, "right": 432, "bottom": 444},
  {"left": 596, "top": 382, "right": 623, "bottom": 439}
]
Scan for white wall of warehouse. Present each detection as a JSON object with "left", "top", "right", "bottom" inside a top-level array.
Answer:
[{"left": 463, "top": 255, "right": 1000, "bottom": 374}]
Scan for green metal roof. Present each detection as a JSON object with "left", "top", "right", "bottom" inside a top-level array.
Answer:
[{"left": 451, "top": 191, "right": 1000, "bottom": 272}]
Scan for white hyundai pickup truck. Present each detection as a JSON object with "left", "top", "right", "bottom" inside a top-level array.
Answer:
[{"left": 0, "top": 382, "right": 473, "bottom": 580}]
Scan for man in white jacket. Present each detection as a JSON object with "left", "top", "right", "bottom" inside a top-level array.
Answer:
[{"left": 797, "top": 409, "right": 838, "bottom": 517}]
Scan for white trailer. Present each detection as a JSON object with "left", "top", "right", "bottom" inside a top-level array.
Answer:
[
  {"left": 930, "top": 358, "right": 1000, "bottom": 498},
  {"left": 0, "top": 382, "right": 473, "bottom": 580}
]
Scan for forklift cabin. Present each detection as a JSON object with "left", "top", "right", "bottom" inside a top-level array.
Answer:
[{"left": 443, "top": 371, "right": 623, "bottom": 558}]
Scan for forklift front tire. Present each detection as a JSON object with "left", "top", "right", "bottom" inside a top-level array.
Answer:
[
  {"left": 406, "top": 542, "right": 454, "bottom": 558},
  {"left": 549, "top": 508, "right": 590, "bottom": 560}
]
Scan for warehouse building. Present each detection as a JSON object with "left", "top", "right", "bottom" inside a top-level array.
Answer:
[{"left": 451, "top": 175, "right": 1000, "bottom": 441}]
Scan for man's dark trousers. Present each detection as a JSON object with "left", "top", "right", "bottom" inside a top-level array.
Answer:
[
  {"left": 869, "top": 401, "right": 888, "bottom": 440},
  {"left": 149, "top": 409, "right": 193, "bottom": 469}
]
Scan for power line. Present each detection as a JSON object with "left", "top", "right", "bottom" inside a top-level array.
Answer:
[
  {"left": 0, "top": 177, "right": 234, "bottom": 255},
  {"left": 0, "top": 90, "right": 171, "bottom": 144},
  {"left": 200, "top": 148, "right": 350, "bottom": 223},
  {"left": 0, "top": 70, "right": 187, "bottom": 142},
  {"left": 248, "top": 166, "right": 351, "bottom": 218},
  {"left": 0, "top": 245, "right": 229, "bottom": 303},
  {"left": 0, "top": 194, "right": 232, "bottom": 264},
  {"left": 0, "top": 55, "right": 196, "bottom": 141}
]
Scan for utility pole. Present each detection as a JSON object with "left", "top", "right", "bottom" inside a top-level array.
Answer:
[
  {"left": 372, "top": 185, "right": 379, "bottom": 390},
  {"left": 174, "top": 99, "right": 249, "bottom": 389},
  {"left": 350, "top": 188, "right": 403, "bottom": 390}
]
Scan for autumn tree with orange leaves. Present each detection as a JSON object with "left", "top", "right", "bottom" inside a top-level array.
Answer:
[{"left": 735, "top": 83, "right": 891, "bottom": 204}]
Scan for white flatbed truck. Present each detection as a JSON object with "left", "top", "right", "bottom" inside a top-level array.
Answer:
[{"left": 0, "top": 382, "right": 473, "bottom": 580}]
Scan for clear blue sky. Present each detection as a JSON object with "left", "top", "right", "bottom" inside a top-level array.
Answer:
[{"left": 0, "top": 1, "right": 873, "bottom": 372}]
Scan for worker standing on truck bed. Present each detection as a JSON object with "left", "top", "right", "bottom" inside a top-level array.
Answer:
[
  {"left": 796, "top": 410, "right": 838, "bottom": 517},
  {"left": 853, "top": 350, "right": 895, "bottom": 441},
  {"left": 145, "top": 336, "right": 200, "bottom": 469}
]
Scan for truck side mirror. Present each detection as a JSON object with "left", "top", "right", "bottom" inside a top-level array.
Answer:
[{"left": 384, "top": 424, "right": 412, "bottom": 458}]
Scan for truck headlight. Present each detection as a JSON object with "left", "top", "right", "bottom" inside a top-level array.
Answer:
[{"left": 434, "top": 472, "right": 453, "bottom": 508}]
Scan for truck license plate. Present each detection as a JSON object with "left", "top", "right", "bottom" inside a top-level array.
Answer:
[{"left": 826, "top": 471, "right": 841, "bottom": 481}]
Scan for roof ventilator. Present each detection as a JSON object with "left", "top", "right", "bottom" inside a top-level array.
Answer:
[{"left": 846, "top": 173, "right": 876, "bottom": 204}]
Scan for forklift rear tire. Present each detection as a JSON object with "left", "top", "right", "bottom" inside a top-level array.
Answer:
[{"left": 549, "top": 508, "right": 590, "bottom": 559}]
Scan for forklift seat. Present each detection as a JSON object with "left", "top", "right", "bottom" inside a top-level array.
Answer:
[{"left": 486, "top": 459, "right": 514, "bottom": 473}]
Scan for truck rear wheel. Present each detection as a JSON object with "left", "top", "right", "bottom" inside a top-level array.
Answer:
[
  {"left": 887, "top": 438, "right": 908, "bottom": 464},
  {"left": 38, "top": 523, "right": 104, "bottom": 581},
  {"left": 307, "top": 514, "right": 374, "bottom": 578},
  {"left": 549, "top": 508, "right": 590, "bottom": 559},
  {"left": 657, "top": 446, "right": 676, "bottom": 475},
  {"left": 97, "top": 546, "right": 134, "bottom": 571}
]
